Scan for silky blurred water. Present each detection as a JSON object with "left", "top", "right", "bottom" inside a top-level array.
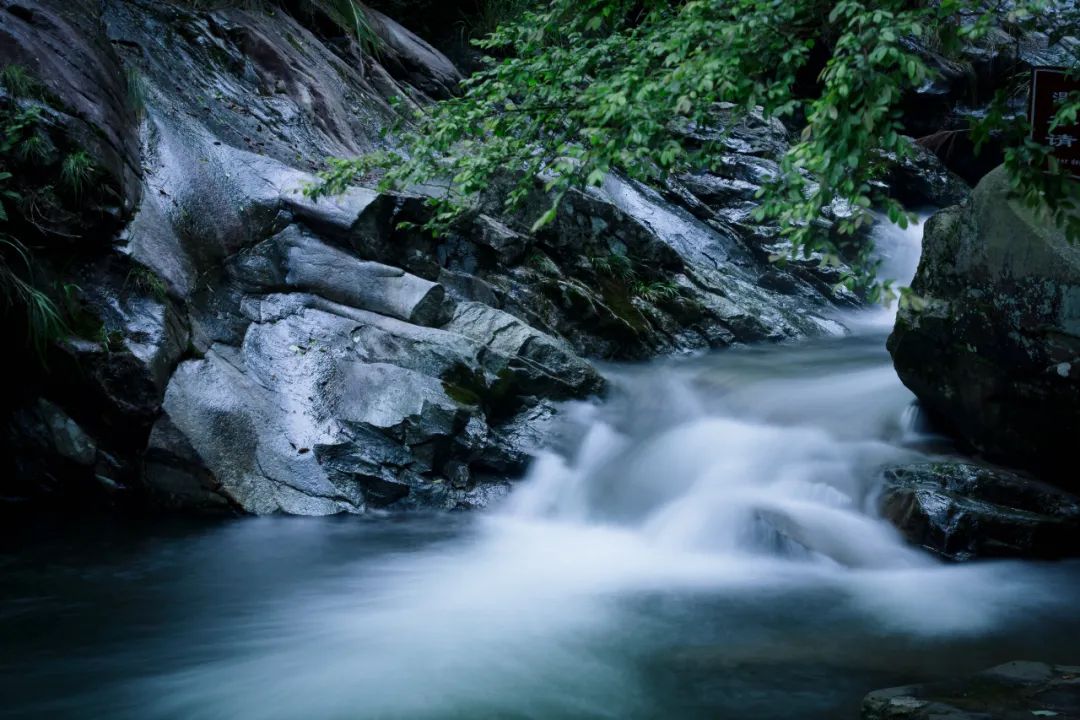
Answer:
[{"left": 2, "top": 217, "right": 1079, "bottom": 719}]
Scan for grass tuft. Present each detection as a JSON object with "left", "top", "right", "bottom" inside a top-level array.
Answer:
[
  {"left": 0, "top": 65, "right": 36, "bottom": 98},
  {"left": 60, "top": 151, "right": 95, "bottom": 197},
  {"left": 126, "top": 265, "right": 169, "bottom": 301}
]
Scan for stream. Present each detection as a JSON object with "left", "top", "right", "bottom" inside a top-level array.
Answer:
[{"left": 2, "top": 219, "right": 1080, "bottom": 719}]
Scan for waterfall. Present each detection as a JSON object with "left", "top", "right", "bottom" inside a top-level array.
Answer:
[{"left": 14, "top": 213, "right": 1079, "bottom": 720}]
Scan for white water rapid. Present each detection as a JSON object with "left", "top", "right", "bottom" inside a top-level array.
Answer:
[{"left": 6, "top": 216, "right": 1080, "bottom": 720}]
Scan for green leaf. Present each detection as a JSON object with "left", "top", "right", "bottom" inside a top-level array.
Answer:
[
  {"left": 531, "top": 207, "right": 558, "bottom": 233},
  {"left": 305, "top": 0, "right": 1080, "bottom": 299}
]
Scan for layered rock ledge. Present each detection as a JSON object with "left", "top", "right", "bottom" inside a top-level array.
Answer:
[{"left": 2, "top": 0, "right": 876, "bottom": 514}]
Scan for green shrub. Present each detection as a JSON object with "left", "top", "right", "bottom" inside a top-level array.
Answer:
[
  {"left": 311, "top": 0, "right": 1080, "bottom": 298},
  {"left": 125, "top": 265, "right": 169, "bottom": 301},
  {"left": 0, "top": 64, "right": 35, "bottom": 98},
  {"left": 0, "top": 65, "right": 79, "bottom": 355},
  {"left": 60, "top": 151, "right": 95, "bottom": 197}
]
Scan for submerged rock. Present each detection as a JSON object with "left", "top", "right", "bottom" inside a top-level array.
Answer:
[
  {"left": 888, "top": 165, "right": 1080, "bottom": 487},
  {"left": 880, "top": 462, "right": 1080, "bottom": 561},
  {"left": 862, "top": 661, "right": 1080, "bottom": 720}
]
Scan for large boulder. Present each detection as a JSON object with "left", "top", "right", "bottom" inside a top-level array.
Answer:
[
  {"left": 880, "top": 462, "right": 1080, "bottom": 561},
  {"left": 888, "top": 165, "right": 1080, "bottom": 485},
  {"left": 150, "top": 292, "right": 602, "bottom": 514},
  {"left": 863, "top": 661, "right": 1080, "bottom": 720}
]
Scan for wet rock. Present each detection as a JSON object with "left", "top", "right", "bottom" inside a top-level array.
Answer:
[
  {"left": 0, "top": 0, "right": 141, "bottom": 218},
  {"left": 159, "top": 344, "right": 369, "bottom": 516},
  {"left": 365, "top": 8, "right": 463, "bottom": 99},
  {"left": 153, "top": 289, "right": 600, "bottom": 514},
  {"left": 444, "top": 460, "right": 472, "bottom": 489},
  {"left": 2, "top": 0, "right": 874, "bottom": 515},
  {"left": 353, "top": 474, "right": 412, "bottom": 508},
  {"left": 680, "top": 172, "right": 762, "bottom": 208},
  {"left": 883, "top": 140, "right": 971, "bottom": 209},
  {"left": 536, "top": 173, "right": 844, "bottom": 357},
  {"left": 38, "top": 266, "right": 192, "bottom": 450},
  {"left": 17, "top": 399, "right": 97, "bottom": 467},
  {"left": 445, "top": 301, "right": 604, "bottom": 403},
  {"left": 2, "top": 398, "right": 137, "bottom": 504},
  {"left": 283, "top": 185, "right": 390, "bottom": 244},
  {"left": 670, "top": 118, "right": 866, "bottom": 310},
  {"left": 80, "top": 280, "right": 191, "bottom": 394},
  {"left": 236, "top": 226, "right": 453, "bottom": 326},
  {"left": 862, "top": 661, "right": 1080, "bottom": 720},
  {"left": 888, "top": 165, "right": 1080, "bottom": 485},
  {"left": 472, "top": 214, "right": 530, "bottom": 266},
  {"left": 880, "top": 462, "right": 1080, "bottom": 561},
  {"left": 143, "top": 415, "right": 233, "bottom": 511}
]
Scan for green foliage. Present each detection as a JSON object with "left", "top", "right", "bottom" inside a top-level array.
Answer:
[
  {"left": 0, "top": 65, "right": 77, "bottom": 355},
  {"left": 0, "top": 173, "right": 14, "bottom": 222},
  {"left": 0, "top": 235, "right": 65, "bottom": 356},
  {"left": 125, "top": 265, "right": 169, "bottom": 301},
  {"left": 0, "top": 64, "right": 36, "bottom": 98},
  {"left": 0, "top": 65, "right": 37, "bottom": 226},
  {"left": 17, "top": 133, "right": 49, "bottom": 163},
  {"left": 634, "top": 280, "right": 681, "bottom": 303},
  {"left": 587, "top": 251, "right": 681, "bottom": 302},
  {"left": 60, "top": 151, "right": 95, "bottom": 197},
  {"left": 0, "top": 106, "right": 41, "bottom": 167},
  {"left": 322, "top": 0, "right": 381, "bottom": 54},
  {"left": 588, "top": 252, "right": 635, "bottom": 282},
  {"left": 126, "top": 67, "right": 147, "bottom": 118},
  {"left": 311, "top": 0, "right": 1079, "bottom": 294},
  {"left": 97, "top": 325, "right": 126, "bottom": 354}
]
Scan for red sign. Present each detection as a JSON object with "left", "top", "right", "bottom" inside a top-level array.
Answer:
[{"left": 1030, "top": 67, "right": 1080, "bottom": 179}]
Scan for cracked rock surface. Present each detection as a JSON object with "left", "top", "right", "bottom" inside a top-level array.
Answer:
[{"left": 1, "top": 0, "right": 913, "bottom": 513}]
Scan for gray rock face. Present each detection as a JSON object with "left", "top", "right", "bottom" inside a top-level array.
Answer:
[
  {"left": 5, "top": 398, "right": 133, "bottom": 503},
  {"left": 19, "top": 399, "right": 97, "bottom": 467},
  {"left": 0, "top": 0, "right": 141, "bottom": 216},
  {"left": 905, "top": 17, "right": 1079, "bottom": 185},
  {"left": 444, "top": 140, "right": 854, "bottom": 361},
  {"left": 880, "top": 463, "right": 1080, "bottom": 561},
  {"left": 884, "top": 141, "right": 971, "bottom": 209},
  {"left": 2, "top": 0, "right": 877, "bottom": 514},
  {"left": 862, "top": 661, "right": 1080, "bottom": 720},
  {"left": 234, "top": 225, "right": 452, "bottom": 326},
  {"left": 888, "top": 165, "right": 1080, "bottom": 486},
  {"left": 364, "top": 7, "right": 463, "bottom": 98},
  {"left": 154, "top": 289, "right": 601, "bottom": 513}
]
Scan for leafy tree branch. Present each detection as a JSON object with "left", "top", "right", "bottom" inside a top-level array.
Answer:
[{"left": 310, "top": 0, "right": 1080, "bottom": 296}]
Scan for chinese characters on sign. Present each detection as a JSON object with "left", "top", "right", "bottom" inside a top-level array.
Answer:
[{"left": 1030, "top": 67, "right": 1080, "bottom": 178}]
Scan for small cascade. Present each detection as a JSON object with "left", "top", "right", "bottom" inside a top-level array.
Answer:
[{"left": 10, "top": 211, "right": 1080, "bottom": 720}]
